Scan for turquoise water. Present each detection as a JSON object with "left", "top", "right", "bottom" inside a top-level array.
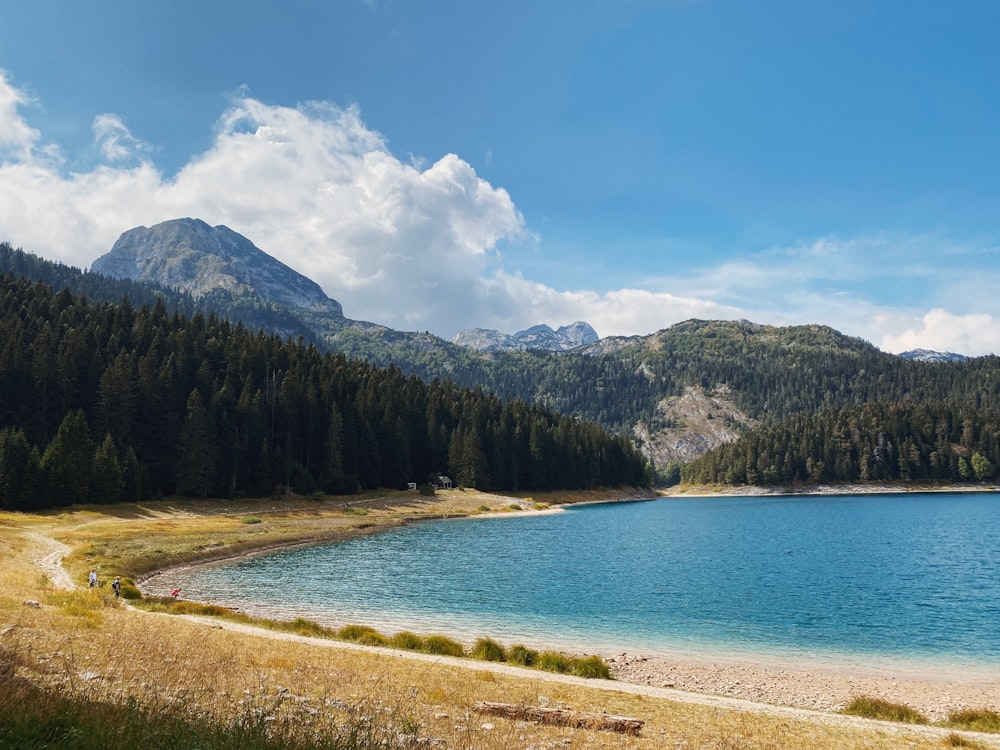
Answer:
[{"left": 161, "top": 492, "right": 1000, "bottom": 668}]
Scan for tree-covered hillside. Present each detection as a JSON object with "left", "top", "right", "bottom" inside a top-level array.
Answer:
[
  {"left": 5, "top": 240, "right": 1000, "bottom": 489},
  {"left": 0, "top": 271, "right": 647, "bottom": 510},
  {"left": 683, "top": 401, "right": 1000, "bottom": 485}
]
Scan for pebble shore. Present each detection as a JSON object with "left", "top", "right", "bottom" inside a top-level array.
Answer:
[{"left": 607, "top": 653, "right": 1000, "bottom": 722}]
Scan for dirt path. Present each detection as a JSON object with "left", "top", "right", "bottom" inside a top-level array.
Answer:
[
  {"left": 145, "top": 610, "right": 1000, "bottom": 748},
  {"left": 23, "top": 530, "right": 75, "bottom": 591}
]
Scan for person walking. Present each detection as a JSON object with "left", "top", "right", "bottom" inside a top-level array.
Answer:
[
  {"left": 112, "top": 576, "right": 121, "bottom": 598},
  {"left": 88, "top": 570, "right": 97, "bottom": 588}
]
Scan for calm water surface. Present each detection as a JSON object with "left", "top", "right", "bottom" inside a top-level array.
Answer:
[{"left": 163, "top": 492, "right": 1000, "bottom": 668}]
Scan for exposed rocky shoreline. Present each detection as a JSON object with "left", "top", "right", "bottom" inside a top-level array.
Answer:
[{"left": 607, "top": 652, "right": 1000, "bottom": 723}]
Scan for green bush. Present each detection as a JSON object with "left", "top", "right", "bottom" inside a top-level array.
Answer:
[
  {"left": 506, "top": 644, "right": 538, "bottom": 667},
  {"left": 536, "top": 651, "right": 571, "bottom": 674},
  {"left": 388, "top": 631, "right": 425, "bottom": 651},
  {"left": 470, "top": 637, "right": 506, "bottom": 662},
  {"left": 240, "top": 516, "right": 263, "bottom": 524},
  {"left": 286, "top": 618, "right": 335, "bottom": 639},
  {"left": 842, "top": 696, "right": 927, "bottom": 724},
  {"left": 421, "top": 635, "right": 465, "bottom": 657},
  {"left": 569, "top": 655, "right": 611, "bottom": 679},
  {"left": 119, "top": 578, "right": 142, "bottom": 600},
  {"left": 336, "top": 624, "right": 387, "bottom": 646},
  {"left": 944, "top": 708, "right": 1000, "bottom": 733}
]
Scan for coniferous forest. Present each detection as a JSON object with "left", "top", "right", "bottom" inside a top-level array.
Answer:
[
  {"left": 683, "top": 402, "right": 1000, "bottom": 486},
  {"left": 0, "top": 271, "right": 647, "bottom": 510},
  {"left": 4, "top": 240, "right": 1000, "bottom": 498}
]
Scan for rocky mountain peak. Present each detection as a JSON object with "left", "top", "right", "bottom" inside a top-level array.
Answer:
[{"left": 92, "top": 218, "right": 344, "bottom": 319}]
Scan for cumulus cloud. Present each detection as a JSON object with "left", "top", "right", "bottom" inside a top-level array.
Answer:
[
  {"left": 0, "top": 69, "right": 997, "bottom": 355},
  {"left": 0, "top": 74, "right": 527, "bottom": 333},
  {"left": 0, "top": 71, "right": 40, "bottom": 160},
  {"left": 880, "top": 309, "right": 1000, "bottom": 357}
]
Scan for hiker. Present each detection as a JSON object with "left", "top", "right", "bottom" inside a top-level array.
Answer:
[
  {"left": 112, "top": 576, "right": 121, "bottom": 598},
  {"left": 170, "top": 588, "right": 181, "bottom": 598},
  {"left": 88, "top": 570, "right": 97, "bottom": 588}
]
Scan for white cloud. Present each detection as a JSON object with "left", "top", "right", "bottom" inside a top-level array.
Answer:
[
  {"left": 0, "top": 69, "right": 997, "bottom": 356},
  {"left": 880, "top": 309, "right": 1000, "bottom": 357},
  {"left": 92, "top": 114, "right": 148, "bottom": 163},
  {"left": 0, "top": 77, "right": 527, "bottom": 331},
  {"left": 0, "top": 70, "right": 40, "bottom": 161}
]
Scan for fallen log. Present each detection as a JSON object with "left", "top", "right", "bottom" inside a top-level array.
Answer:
[{"left": 473, "top": 702, "right": 644, "bottom": 736}]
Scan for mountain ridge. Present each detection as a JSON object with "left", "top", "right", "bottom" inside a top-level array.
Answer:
[{"left": 453, "top": 321, "right": 599, "bottom": 352}]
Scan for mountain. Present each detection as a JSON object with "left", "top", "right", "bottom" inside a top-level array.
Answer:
[
  {"left": 899, "top": 348, "right": 968, "bottom": 363},
  {"left": 9, "top": 226, "right": 1000, "bottom": 487},
  {"left": 453, "top": 321, "right": 599, "bottom": 352},
  {"left": 93, "top": 218, "right": 345, "bottom": 319}
]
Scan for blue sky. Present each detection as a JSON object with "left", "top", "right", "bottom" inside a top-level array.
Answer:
[{"left": 1, "top": 1, "right": 999, "bottom": 354}]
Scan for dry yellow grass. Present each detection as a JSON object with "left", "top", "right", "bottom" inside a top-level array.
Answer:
[{"left": 2, "top": 491, "right": 997, "bottom": 749}]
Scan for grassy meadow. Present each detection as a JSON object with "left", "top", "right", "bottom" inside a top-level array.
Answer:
[{"left": 1, "top": 488, "right": 998, "bottom": 749}]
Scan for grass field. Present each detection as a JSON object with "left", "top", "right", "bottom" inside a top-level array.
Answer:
[{"left": 1, "top": 488, "right": 997, "bottom": 749}]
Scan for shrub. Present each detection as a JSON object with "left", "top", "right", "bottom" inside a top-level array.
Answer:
[
  {"left": 336, "top": 624, "right": 387, "bottom": 646},
  {"left": 842, "top": 696, "right": 927, "bottom": 724},
  {"left": 536, "top": 651, "right": 571, "bottom": 674},
  {"left": 119, "top": 578, "right": 142, "bottom": 600},
  {"left": 570, "top": 655, "right": 611, "bottom": 679},
  {"left": 388, "top": 631, "right": 425, "bottom": 651},
  {"left": 506, "top": 644, "right": 538, "bottom": 667},
  {"left": 421, "top": 635, "right": 465, "bottom": 657},
  {"left": 944, "top": 708, "right": 1000, "bottom": 733},
  {"left": 286, "top": 618, "right": 335, "bottom": 638},
  {"left": 240, "top": 516, "right": 263, "bottom": 524},
  {"left": 470, "top": 637, "right": 506, "bottom": 662}
]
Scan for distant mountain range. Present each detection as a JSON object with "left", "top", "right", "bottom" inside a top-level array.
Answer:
[
  {"left": 7, "top": 217, "right": 987, "bottom": 481},
  {"left": 899, "top": 348, "right": 967, "bottom": 363},
  {"left": 453, "top": 322, "right": 599, "bottom": 352}
]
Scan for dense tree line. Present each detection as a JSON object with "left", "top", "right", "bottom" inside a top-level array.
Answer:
[
  {"left": 0, "top": 272, "right": 647, "bottom": 510},
  {"left": 7, "top": 241, "right": 1000, "bottom": 490},
  {"left": 682, "top": 402, "right": 1000, "bottom": 485}
]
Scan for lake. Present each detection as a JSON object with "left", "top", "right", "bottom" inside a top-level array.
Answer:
[{"left": 157, "top": 491, "right": 1000, "bottom": 670}]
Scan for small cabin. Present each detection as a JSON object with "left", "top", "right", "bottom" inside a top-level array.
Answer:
[{"left": 435, "top": 475, "right": 453, "bottom": 490}]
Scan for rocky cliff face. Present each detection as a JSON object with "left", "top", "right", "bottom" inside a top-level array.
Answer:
[
  {"left": 453, "top": 321, "right": 599, "bottom": 352},
  {"left": 92, "top": 218, "right": 344, "bottom": 320}
]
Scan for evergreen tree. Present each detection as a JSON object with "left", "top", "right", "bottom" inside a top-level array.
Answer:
[
  {"left": 41, "top": 409, "right": 95, "bottom": 506},
  {"left": 176, "top": 389, "right": 216, "bottom": 497},
  {"left": 92, "top": 432, "right": 124, "bottom": 503}
]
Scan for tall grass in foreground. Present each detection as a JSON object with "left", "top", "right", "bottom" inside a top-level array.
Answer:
[
  {"left": 0, "top": 635, "right": 412, "bottom": 750},
  {"left": 0, "top": 676, "right": 399, "bottom": 750}
]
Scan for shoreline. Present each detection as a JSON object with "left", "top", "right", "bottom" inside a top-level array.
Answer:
[
  {"left": 134, "top": 484, "right": 1000, "bottom": 723},
  {"left": 663, "top": 481, "right": 1000, "bottom": 497}
]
